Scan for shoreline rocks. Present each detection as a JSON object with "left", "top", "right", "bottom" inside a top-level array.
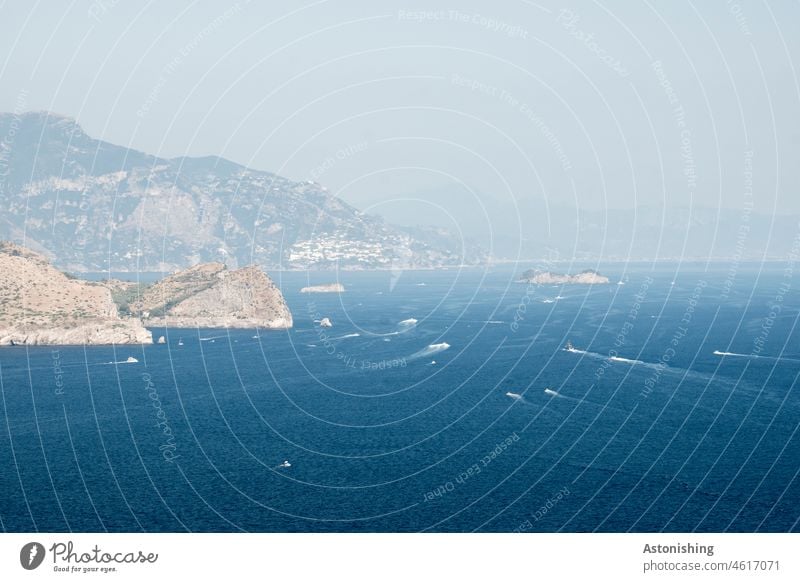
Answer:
[{"left": 0, "top": 321, "right": 153, "bottom": 346}]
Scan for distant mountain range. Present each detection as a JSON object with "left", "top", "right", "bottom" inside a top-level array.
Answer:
[
  {"left": 0, "top": 112, "right": 485, "bottom": 272},
  {"left": 391, "top": 184, "right": 800, "bottom": 262}
]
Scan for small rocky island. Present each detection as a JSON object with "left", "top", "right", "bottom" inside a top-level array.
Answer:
[
  {"left": 0, "top": 242, "right": 151, "bottom": 345},
  {"left": 0, "top": 242, "right": 293, "bottom": 345},
  {"left": 518, "top": 269, "right": 610, "bottom": 285},
  {"left": 130, "top": 262, "right": 293, "bottom": 329},
  {"left": 300, "top": 283, "right": 345, "bottom": 293}
]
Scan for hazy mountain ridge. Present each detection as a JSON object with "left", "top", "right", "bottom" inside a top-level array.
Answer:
[
  {"left": 0, "top": 112, "right": 482, "bottom": 272},
  {"left": 391, "top": 184, "right": 800, "bottom": 261}
]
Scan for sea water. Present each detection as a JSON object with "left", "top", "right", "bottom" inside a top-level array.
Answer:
[{"left": 0, "top": 264, "right": 798, "bottom": 532}]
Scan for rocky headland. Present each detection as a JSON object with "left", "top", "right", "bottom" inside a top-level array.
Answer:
[
  {"left": 0, "top": 242, "right": 293, "bottom": 344},
  {"left": 131, "top": 262, "right": 293, "bottom": 329},
  {"left": 0, "top": 242, "right": 152, "bottom": 345}
]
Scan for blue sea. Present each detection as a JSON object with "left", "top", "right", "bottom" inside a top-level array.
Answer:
[{"left": 1, "top": 264, "right": 799, "bottom": 532}]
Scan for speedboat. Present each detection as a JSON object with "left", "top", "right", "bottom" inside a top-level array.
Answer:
[{"left": 125, "top": 357, "right": 138, "bottom": 363}]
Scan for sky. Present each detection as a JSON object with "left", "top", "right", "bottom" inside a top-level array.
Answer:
[{"left": 1, "top": 0, "right": 799, "bottom": 232}]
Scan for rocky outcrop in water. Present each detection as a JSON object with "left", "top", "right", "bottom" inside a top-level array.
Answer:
[
  {"left": 0, "top": 242, "right": 152, "bottom": 345},
  {"left": 300, "top": 283, "right": 345, "bottom": 293},
  {"left": 132, "top": 263, "right": 292, "bottom": 329},
  {"left": 518, "top": 269, "right": 610, "bottom": 285}
]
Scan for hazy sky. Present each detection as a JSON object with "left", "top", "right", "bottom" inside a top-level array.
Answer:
[{"left": 2, "top": 0, "right": 799, "bottom": 225}]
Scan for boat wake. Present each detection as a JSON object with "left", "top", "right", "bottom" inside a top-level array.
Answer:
[
  {"left": 505, "top": 391, "right": 536, "bottom": 406},
  {"left": 609, "top": 355, "right": 650, "bottom": 366},
  {"left": 329, "top": 333, "right": 361, "bottom": 341},
  {"left": 713, "top": 350, "right": 800, "bottom": 363},
  {"left": 409, "top": 342, "right": 451, "bottom": 361},
  {"left": 713, "top": 350, "right": 746, "bottom": 357},
  {"left": 543, "top": 387, "right": 626, "bottom": 413},
  {"left": 368, "top": 318, "right": 418, "bottom": 338},
  {"left": 564, "top": 342, "right": 660, "bottom": 369},
  {"left": 564, "top": 346, "right": 599, "bottom": 358},
  {"left": 103, "top": 357, "right": 139, "bottom": 365}
]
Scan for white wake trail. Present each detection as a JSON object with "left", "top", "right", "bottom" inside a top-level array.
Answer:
[{"left": 408, "top": 342, "right": 451, "bottom": 361}]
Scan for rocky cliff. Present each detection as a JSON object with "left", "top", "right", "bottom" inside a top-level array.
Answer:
[
  {"left": 132, "top": 263, "right": 292, "bottom": 329},
  {"left": 0, "top": 242, "right": 152, "bottom": 345},
  {"left": 518, "top": 269, "right": 610, "bottom": 285}
]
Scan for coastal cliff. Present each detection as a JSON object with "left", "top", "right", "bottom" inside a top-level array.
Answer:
[
  {"left": 518, "top": 269, "right": 610, "bottom": 285},
  {"left": 0, "top": 242, "right": 152, "bottom": 345},
  {"left": 132, "top": 263, "right": 293, "bottom": 329}
]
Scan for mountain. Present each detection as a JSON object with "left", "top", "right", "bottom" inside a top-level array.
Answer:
[
  {"left": 0, "top": 112, "right": 484, "bottom": 272},
  {"left": 128, "top": 262, "right": 292, "bottom": 329},
  {"left": 0, "top": 242, "right": 151, "bottom": 345},
  {"left": 393, "top": 183, "right": 799, "bottom": 261}
]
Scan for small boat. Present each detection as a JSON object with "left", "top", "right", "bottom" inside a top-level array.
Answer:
[
  {"left": 178, "top": 338, "right": 184, "bottom": 346},
  {"left": 279, "top": 460, "right": 291, "bottom": 468},
  {"left": 125, "top": 357, "right": 138, "bottom": 363},
  {"left": 565, "top": 340, "right": 574, "bottom": 351}
]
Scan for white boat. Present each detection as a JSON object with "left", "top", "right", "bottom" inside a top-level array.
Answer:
[
  {"left": 178, "top": 338, "right": 184, "bottom": 346},
  {"left": 125, "top": 357, "right": 138, "bottom": 363}
]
